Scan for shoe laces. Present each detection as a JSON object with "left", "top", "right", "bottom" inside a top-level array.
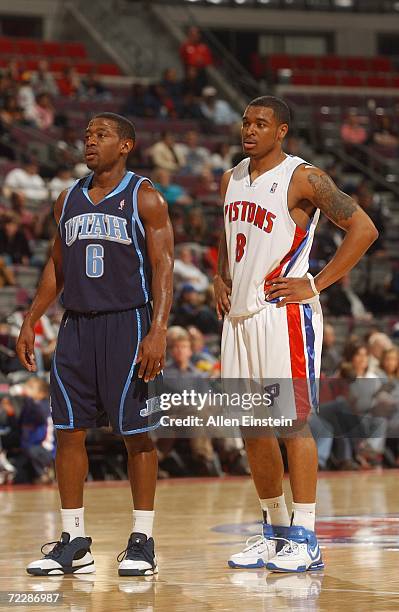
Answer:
[
  {"left": 40, "top": 540, "right": 65, "bottom": 559},
  {"left": 274, "top": 537, "right": 300, "bottom": 556},
  {"left": 117, "top": 537, "right": 153, "bottom": 565}
]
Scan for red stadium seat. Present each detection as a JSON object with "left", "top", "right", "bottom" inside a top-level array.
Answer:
[
  {"left": 63, "top": 42, "right": 87, "bottom": 59},
  {"left": 96, "top": 63, "right": 122, "bottom": 76},
  {"left": 25, "top": 59, "right": 40, "bottom": 71},
  {"left": 314, "top": 73, "right": 339, "bottom": 86},
  {"left": 0, "top": 37, "right": 14, "bottom": 54},
  {"left": 75, "top": 61, "right": 96, "bottom": 74},
  {"left": 366, "top": 75, "right": 390, "bottom": 88},
  {"left": 295, "top": 56, "right": 318, "bottom": 70},
  {"left": 49, "top": 60, "right": 70, "bottom": 73},
  {"left": 291, "top": 72, "right": 314, "bottom": 86},
  {"left": 41, "top": 41, "right": 64, "bottom": 56},
  {"left": 344, "top": 57, "right": 368, "bottom": 72},
  {"left": 319, "top": 56, "right": 344, "bottom": 71},
  {"left": 14, "top": 39, "right": 40, "bottom": 55},
  {"left": 268, "top": 55, "right": 293, "bottom": 71},
  {"left": 341, "top": 74, "right": 365, "bottom": 87},
  {"left": 369, "top": 57, "right": 392, "bottom": 72},
  {"left": 392, "top": 75, "right": 399, "bottom": 88}
]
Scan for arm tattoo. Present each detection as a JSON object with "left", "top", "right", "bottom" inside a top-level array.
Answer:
[{"left": 307, "top": 173, "right": 357, "bottom": 223}]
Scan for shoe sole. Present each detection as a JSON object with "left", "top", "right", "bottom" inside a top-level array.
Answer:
[
  {"left": 27, "top": 563, "right": 96, "bottom": 576},
  {"left": 266, "top": 561, "right": 325, "bottom": 573},
  {"left": 228, "top": 559, "right": 266, "bottom": 569},
  {"left": 118, "top": 565, "right": 158, "bottom": 577}
]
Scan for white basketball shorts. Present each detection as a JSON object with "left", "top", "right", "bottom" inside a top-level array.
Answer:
[{"left": 221, "top": 301, "right": 323, "bottom": 420}]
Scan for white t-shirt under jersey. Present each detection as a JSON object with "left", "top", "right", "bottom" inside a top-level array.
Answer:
[{"left": 224, "top": 155, "right": 320, "bottom": 317}]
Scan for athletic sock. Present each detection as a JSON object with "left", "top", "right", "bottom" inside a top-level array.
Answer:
[
  {"left": 60, "top": 507, "right": 85, "bottom": 540},
  {"left": 291, "top": 502, "right": 316, "bottom": 531},
  {"left": 260, "top": 494, "right": 290, "bottom": 527},
  {"left": 133, "top": 509, "right": 154, "bottom": 539}
]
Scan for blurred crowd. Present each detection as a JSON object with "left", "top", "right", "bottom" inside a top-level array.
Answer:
[{"left": 1, "top": 27, "right": 399, "bottom": 484}]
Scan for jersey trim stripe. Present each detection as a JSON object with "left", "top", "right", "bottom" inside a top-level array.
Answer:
[
  {"left": 82, "top": 171, "right": 134, "bottom": 206},
  {"left": 302, "top": 303, "right": 318, "bottom": 410},
  {"left": 264, "top": 225, "right": 307, "bottom": 285},
  {"left": 132, "top": 178, "right": 149, "bottom": 302},
  {"left": 52, "top": 347, "right": 74, "bottom": 429},
  {"left": 286, "top": 303, "right": 312, "bottom": 419},
  {"left": 132, "top": 177, "right": 152, "bottom": 238}
]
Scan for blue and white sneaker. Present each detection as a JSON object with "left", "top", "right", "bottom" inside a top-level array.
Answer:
[
  {"left": 117, "top": 533, "right": 158, "bottom": 576},
  {"left": 26, "top": 532, "right": 95, "bottom": 576},
  {"left": 266, "top": 525, "right": 324, "bottom": 573},
  {"left": 228, "top": 524, "right": 290, "bottom": 569}
]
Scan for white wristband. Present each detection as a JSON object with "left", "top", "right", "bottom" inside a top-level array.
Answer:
[{"left": 307, "top": 274, "right": 320, "bottom": 296}]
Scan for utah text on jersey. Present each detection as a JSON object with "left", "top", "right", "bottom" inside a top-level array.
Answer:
[{"left": 64, "top": 212, "right": 132, "bottom": 247}]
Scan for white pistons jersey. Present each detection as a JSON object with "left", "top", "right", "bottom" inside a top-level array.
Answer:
[{"left": 224, "top": 155, "right": 320, "bottom": 317}]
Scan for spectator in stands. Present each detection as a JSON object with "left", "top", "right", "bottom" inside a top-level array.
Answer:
[
  {"left": 200, "top": 86, "right": 240, "bottom": 126},
  {"left": 372, "top": 116, "right": 399, "bottom": 156},
  {"left": 321, "top": 323, "right": 341, "bottom": 376},
  {"left": 325, "top": 274, "right": 371, "bottom": 319},
  {"left": 148, "top": 131, "right": 185, "bottom": 172},
  {"left": 367, "top": 332, "right": 393, "bottom": 376},
  {"left": 210, "top": 142, "right": 233, "bottom": 174},
  {"left": 17, "top": 72, "right": 36, "bottom": 120},
  {"left": 356, "top": 182, "right": 389, "bottom": 255},
  {"left": 31, "top": 60, "right": 58, "bottom": 97},
  {"left": 161, "top": 68, "right": 183, "bottom": 110},
  {"left": 81, "top": 69, "right": 110, "bottom": 101},
  {"left": 180, "top": 26, "right": 213, "bottom": 74},
  {"left": 176, "top": 130, "right": 209, "bottom": 176},
  {"left": 0, "top": 396, "right": 17, "bottom": 483},
  {"left": 17, "top": 377, "right": 54, "bottom": 484},
  {"left": 169, "top": 207, "right": 188, "bottom": 244},
  {"left": 187, "top": 325, "right": 217, "bottom": 372},
  {"left": 27, "top": 92, "right": 55, "bottom": 130},
  {"left": 184, "top": 206, "right": 208, "bottom": 244},
  {"left": 179, "top": 92, "right": 204, "bottom": 120},
  {"left": 174, "top": 245, "right": 209, "bottom": 292},
  {"left": 56, "top": 125, "right": 84, "bottom": 169},
  {"left": 340, "top": 113, "right": 368, "bottom": 146},
  {"left": 123, "top": 83, "right": 159, "bottom": 118},
  {"left": 181, "top": 65, "right": 205, "bottom": 99},
  {"left": 153, "top": 168, "right": 192, "bottom": 207},
  {"left": 10, "top": 192, "right": 36, "bottom": 241},
  {"left": 48, "top": 166, "right": 74, "bottom": 200},
  {"left": 174, "top": 284, "right": 219, "bottom": 334},
  {"left": 56, "top": 67, "right": 82, "bottom": 98},
  {"left": 0, "top": 213, "right": 31, "bottom": 265},
  {"left": 0, "top": 256, "right": 15, "bottom": 288},
  {"left": 0, "top": 93, "right": 24, "bottom": 127},
  {"left": 3, "top": 155, "right": 48, "bottom": 203}
]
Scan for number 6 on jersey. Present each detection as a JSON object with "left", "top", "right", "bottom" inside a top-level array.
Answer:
[
  {"left": 235, "top": 233, "right": 247, "bottom": 262},
  {"left": 86, "top": 244, "right": 104, "bottom": 278}
]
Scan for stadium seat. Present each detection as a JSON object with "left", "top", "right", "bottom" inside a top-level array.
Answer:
[
  {"left": 366, "top": 75, "right": 390, "bottom": 88},
  {"left": 63, "top": 42, "right": 87, "bottom": 59},
  {"left": 41, "top": 41, "right": 64, "bottom": 57},
  {"left": 291, "top": 72, "right": 314, "bottom": 86},
  {"left": 295, "top": 56, "right": 318, "bottom": 70},
  {"left": 96, "top": 63, "right": 122, "bottom": 76},
  {"left": 49, "top": 60, "right": 70, "bottom": 73},
  {"left": 341, "top": 75, "right": 365, "bottom": 87},
  {"left": 344, "top": 57, "right": 369, "bottom": 72},
  {"left": 14, "top": 39, "right": 40, "bottom": 55},
  {"left": 319, "top": 56, "right": 344, "bottom": 71},
  {"left": 0, "top": 37, "right": 14, "bottom": 54},
  {"left": 268, "top": 55, "right": 293, "bottom": 71},
  {"left": 314, "top": 73, "right": 339, "bottom": 86},
  {"left": 75, "top": 61, "right": 97, "bottom": 74},
  {"left": 369, "top": 57, "right": 392, "bottom": 72}
]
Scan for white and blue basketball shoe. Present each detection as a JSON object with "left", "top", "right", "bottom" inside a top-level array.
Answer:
[
  {"left": 228, "top": 524, "right": 290, "bottom": 569},
  {"left": 266, "top": 525, "right": 324, "bottom": 573}
]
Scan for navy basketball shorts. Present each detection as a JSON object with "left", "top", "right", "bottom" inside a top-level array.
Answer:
[{"left": 50, "top": 305, "right": 161, "bottom": 435}]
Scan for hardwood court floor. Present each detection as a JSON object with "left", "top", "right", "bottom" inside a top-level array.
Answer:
[{"left": 1, "top": 471, "right": 399, "bottom": 612}]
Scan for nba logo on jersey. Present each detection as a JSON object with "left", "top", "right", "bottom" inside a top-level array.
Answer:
[
  {"left": 270, "top": 182, "right": 278, "bottom": 193},
  {"left": 118, "top": 199, "right": 125, "bottom": 210}
]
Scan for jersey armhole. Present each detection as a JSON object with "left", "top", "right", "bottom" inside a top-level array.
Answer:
[
  {"left": 58, "top": 179, "right": 80, "bottom": 238},
  {"left": 284, "top": 161, "right": 311, "bottom": 236},
  {"left": 132, "top": 177, "right": 153, "bottom": 237}
]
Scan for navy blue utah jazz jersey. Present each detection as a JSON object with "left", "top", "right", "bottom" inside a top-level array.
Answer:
[{"left": 59, "top": 171, "right": 152, "bottom": 313}]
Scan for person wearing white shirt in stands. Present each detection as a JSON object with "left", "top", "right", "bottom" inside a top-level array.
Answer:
[{"left": 3, "top": 155, "right": 48, "bottom": 203}]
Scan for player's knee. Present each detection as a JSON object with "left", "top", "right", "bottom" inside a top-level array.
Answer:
[
  {"left": 123, "top": 433, "right": 154, "bottom": 455},
  {"left": 56, "top": 429, "right": 87, "bottom": 449}
]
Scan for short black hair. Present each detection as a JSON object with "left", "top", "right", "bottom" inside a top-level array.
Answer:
[
  {"left": 247, "top": 96, "right": 291, "bottom": 129},
  {"left": 93, "top": 112, "right": 136, "bottom": 141}
]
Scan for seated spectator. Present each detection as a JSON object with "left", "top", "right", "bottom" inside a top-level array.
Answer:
[
  {"left": 26, "top": 92, "right": 55, "bottom": 130},
  {"left": 0, "top": 94, "right": 24, "bottom": 127},
  {"left": 3, "top": 155, "right": 48, "bottom": 203},
  {"left": 187, "top": 325, "right": 217, "bottom": 372},
  {"left": 174, "top": 245, "right": 209, "bottom": 292},
  {"left": 0, "top": 396, "right": 17, "bottom": 483},
  {"left": 170, "top": 208, "right": 188, "bottom": 244},
  {"left": 173, "top": 284, "right": 219, "bottom": 334},
  {"left": 81, "top": 69, "right": 110, "bottom": 100},
  {"left": 10, "top": 192, "right": 36, "bottom": 240},
  {"left": 148, "top": 131, "right": 185, "bottom": 172},
  {"left": 180, "top": 26, "right": 213, "bottom": 74},
  {"left": 367, "top": 332, "right": 393, "bottom": 376},
  {"left": 184, "top": 206, "right": 208, "bottom": 244},
  {"left": 372, "top": 116, "right": 399, "bottom": 155},
  {"left": 161, "top": 68, "right": 183, "bottom": 110},
  {"left": 48, "top": 166, "right": 74, "bottom": 200},
  {"left": 123, "top": 83, "right": 160, "bottom": 118},
  {"left": 57, "top": 67, "right": 82, "bottom": 98},
  {"left": 210, "top": 142, "right": 233, "bottom": 174},
  {"left": 56, "top": 125, "right": 84, "bottom": 169},
  {"left": 340, "top": 113, "right": 368, "bottom": 146},
  {"left": 0, "top": 213, "right": 31, "bottom": 265},
  {"left": 31, "top": 60, "right": 58, "bottom": 97},
  {"left": 321, "top": 323, "right": 341, "bottom": 376},
  {"left": 200, "top": 87, "right": 240, "bottom": 126},
  {"left": 325, "top": 274, "right": 371, "bottom": 319},
  {"left": 17, "top": 377, "right": 55, "bottom": 484},
  {"left": 176, "top": 130, "right": 209, "bottom": 176},
  {"left": 153, "top": 169, "right": 192, "bottom": 207},
  {"left": 181, "top": 66, "right": 205, "bottom": 99},
  {"left": 17, "top": 72, "right": 36, "bottom": 120}
]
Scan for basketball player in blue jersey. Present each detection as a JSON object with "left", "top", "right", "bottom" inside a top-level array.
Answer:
[
  {"left": 16, "top": 113, "right": 174, "bottom": 577},
  {"left": 215, "top": 96, "right": 378, "bottom": 573}
]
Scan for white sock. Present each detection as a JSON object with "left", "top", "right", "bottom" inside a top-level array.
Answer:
[
  {"left": 291, "top": 502, "right": 316, "bottom": 531},
  {"left": 260, "top": 494, "right": 290, "bottom": 527},
  {"left": 61, "top": 507, "right": 85, "bottom": 540},
  {"left": 133, "top": 509, "right": 154, "bottom": 539}
]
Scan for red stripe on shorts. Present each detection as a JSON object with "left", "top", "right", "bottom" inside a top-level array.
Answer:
[{"left": 286, "top": 303, "right": 311, "bottom": 420}]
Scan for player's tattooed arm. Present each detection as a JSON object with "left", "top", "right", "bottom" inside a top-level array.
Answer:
[
  {"left": 16, "top": 190, "right": 67, "bottom": 371},
  {"left": 137, "top": 182, "right": 174, "bottom": 381},
  {"left": 214, "top": 169, "right": 232, "bottom": 320},
  {"left": 266, "top": 166, "right": 378, "bottom": 306}
]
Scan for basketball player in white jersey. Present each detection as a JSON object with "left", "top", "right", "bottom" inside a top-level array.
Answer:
[{"left": 215, "top": 96, "right": 378, "bottom": 572}]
